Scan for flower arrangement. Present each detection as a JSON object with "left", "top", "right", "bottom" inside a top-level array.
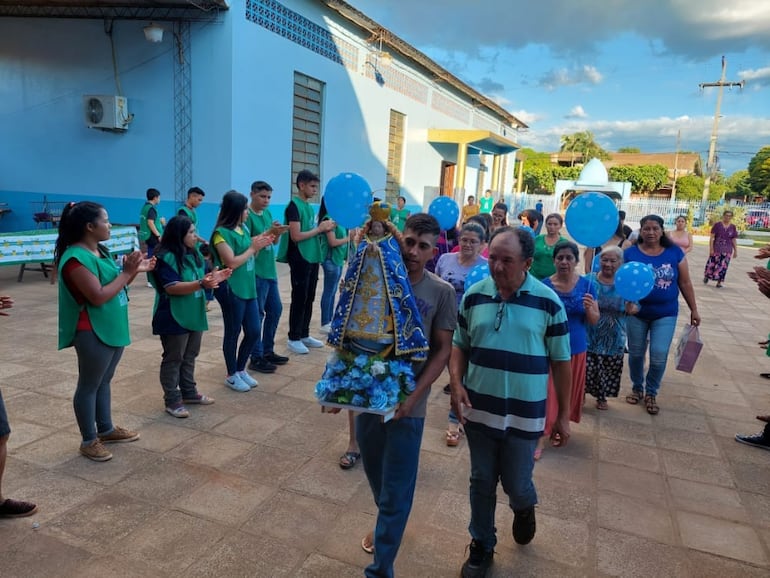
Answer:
[{"left": 314, "top": 350, "right": 416, "bottom": 412}]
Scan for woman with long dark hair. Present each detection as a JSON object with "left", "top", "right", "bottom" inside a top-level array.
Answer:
[
  {"left": 210, "top": 191, "right": 274, "bottom": 392},
  {"left": 55, "top": 201, "right": 154, "bottom": 462},
  {"left": 624, "top": 214, "right": 700, "bottom": 415},
  {"left": 151, "top": 216, "right": 232, "bottom": 417}
]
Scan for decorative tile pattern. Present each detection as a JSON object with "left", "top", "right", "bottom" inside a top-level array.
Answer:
[
  {"left": 431, "top": 91, "right": 470, "bottom": 123},
  {"left": 246, "top": 0, "right": 358, "bottom": 70}
]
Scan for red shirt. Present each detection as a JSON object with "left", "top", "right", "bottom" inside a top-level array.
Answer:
[{"left": 62, "top": 259, "right": 93, "bottom": 331}]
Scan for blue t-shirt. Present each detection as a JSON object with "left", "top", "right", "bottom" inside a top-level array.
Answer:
[
  {"left": 624, "top": 244, "right": 684, "bottom": 320},
  {"left": 542, "top": 275, "right": 595, "bottom": 355},
  {"left": 585, "top": 273, "right": 628, "bottom": 356}
]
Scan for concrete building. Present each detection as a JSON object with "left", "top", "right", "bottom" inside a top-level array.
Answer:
[{"left": 0, "top": 0, "right": 525, "bottom": 234}]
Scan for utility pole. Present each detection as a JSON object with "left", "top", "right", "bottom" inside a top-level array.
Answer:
[
  {"left": 699, "top": 56, "right": 744, "bottom": 206},
  {"left": 671, "top": 129, "right": 681, "bottom": 201}
]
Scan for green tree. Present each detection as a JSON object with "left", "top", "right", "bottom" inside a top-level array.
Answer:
[
  {"left": 748, "top": 146, "right": 770, "bottom": 195},
  {"left": 724, "top": 170, "right": 752, "bottom": 199},
  {"left": 607, "top": 164, "right": 668, "bottom": 195},
  {"left": 616, "top": 147, "right": 641, "bottom": 153},
  {"left": 673, "top": 174, "right": 704, "bottom": 200},
  {"left": 522, "top": 166, "right": 556, "bottom": 194},
  {"left": 560, "top": 131, "right": 610, "bottom": 165}
]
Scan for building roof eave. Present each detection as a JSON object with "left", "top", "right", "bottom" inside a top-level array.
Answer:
[{"left": 320, "top": 0, "right": 527, "bottom": 130}]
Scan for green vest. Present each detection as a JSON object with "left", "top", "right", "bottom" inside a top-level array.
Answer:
[
  {"left": 57, "top": 245, "right": 131, "bottom": 349},
  {"left": 178, "top": 205, "right": 197, "bottom": 226},
  {"left": 390, "top": 208, "right": 410, "bottom": 232},
  {"left": 160, "top": 251, "right": 208, "bottom": 332},
  {"left": 318, "top": 221, "right": 348, "bottom": 267},
  {"left": 276, "top": 196, "right": 322, "bottom": 263},
  {"left": 139, "top": 202, "right": 163, "bottom": 242},
  {"left": 245, "top": 208, "right": 277, "bottom": 279},
  {"left": 212, "top": 226, "right": 257, "bottom": 300}
]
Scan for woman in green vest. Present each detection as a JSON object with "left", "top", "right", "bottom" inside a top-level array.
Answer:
[
  {"left": 55, "top": 201, "right": 154, "bottom": 462},
  {"left": 151, "top": 216, "right": 232, "bottom": 417},
  {"left": 211, "top": 191, "right": 274, "bottom": 392},
  {"left": 318, "top": 198, "right": 349, "bottom": 334}
]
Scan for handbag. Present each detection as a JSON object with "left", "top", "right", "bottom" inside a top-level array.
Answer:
[{"left": 675, "top": 325, "right": 703, "bottom": 373}]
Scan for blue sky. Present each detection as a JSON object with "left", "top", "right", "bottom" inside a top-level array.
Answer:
[{"left": 348, "top": 0, "right": 770, "bottom": 175}]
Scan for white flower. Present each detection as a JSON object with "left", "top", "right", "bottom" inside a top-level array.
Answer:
[
  {"left": 327, "top": 351, "right": 339, "bottom": 365},
  {"left": 370, "top": 360, "right": 387, "bottom": 376}
]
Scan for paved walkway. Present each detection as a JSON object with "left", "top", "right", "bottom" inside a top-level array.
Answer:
[{"left": 1, "top": 243, "right": 769, "bottom": 577}]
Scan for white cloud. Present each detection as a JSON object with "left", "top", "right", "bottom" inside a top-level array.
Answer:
[
  {"left": 539, "top": 65, "right": 604, "bottom": 90},
  {"left": 565, "top": 105, "right": 588, "bottom": 119},
  {"left": 510, "top": 109, "right": 542, "bottom": 125},
  {"left": 517, "top": 114, "right": 770, "bottom": 173},
  {"left": 739, "top": 66, "right": 770, "bottom": 86}
]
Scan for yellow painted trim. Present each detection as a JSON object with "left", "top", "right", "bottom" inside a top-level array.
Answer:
[{"left": 427, "top": 128, "right": 520, "bottom": 152}]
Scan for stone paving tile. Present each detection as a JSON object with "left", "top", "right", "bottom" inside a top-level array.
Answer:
[
  {"left": 3, "top": 246, "right": 770, "bottom": 576},
  {"left": 677, "top": 511, "right": 767, "bottom": 565},
  {"left": 597, "top": 493, "right": 676, "bottom": 543},
  {"left": 597, "top": 462, "right": 667, "bottom": 501}
]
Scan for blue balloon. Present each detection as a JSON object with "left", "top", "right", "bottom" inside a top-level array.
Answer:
[
  {"left": 565, "top": 192, "right": 619, "bottom": 247},
  {"left": 614, "top": 261, "right": 655, "bottom": 301},
  {"left": 518, "top": 225, "right": 535, "bottom": 238},
  {"left": 464, "top": 263, "right": 490, "bottom": 293},
  {"left": 428, "top": 196, "right": 460, "bottom": 230},
  {"left": 323, "top": 173, "right": 372, "bottom": 229}
]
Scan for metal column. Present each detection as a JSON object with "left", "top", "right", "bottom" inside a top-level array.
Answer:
[{"left": 173, "top": 21, "right": 192, "bottom": 204}]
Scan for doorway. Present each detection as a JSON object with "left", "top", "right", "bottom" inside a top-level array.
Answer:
[{"left": 440, "top": 161, "right": 456, "bottom": 197}]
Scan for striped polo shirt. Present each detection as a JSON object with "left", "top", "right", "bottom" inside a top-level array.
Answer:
[{"left": 453, "top": 273, "right": 570, "bottom": 439}]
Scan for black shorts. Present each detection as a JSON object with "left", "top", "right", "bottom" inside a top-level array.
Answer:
[{"left": 0, "top": 389, "right": 10, "bottom": 438}]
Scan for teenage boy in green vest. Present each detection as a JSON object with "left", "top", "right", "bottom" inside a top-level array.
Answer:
[
  {"left": 139, "top": 188, "right": 165, "bottom": 287},
  {"left": 276, "top": 170, "right": 335, "bottom": 354},
  {"left": 139, "top": 188, "right": 165, "bottom": 256},
  {"left": 246, "top": 181, "right": 290, "bottom": 372},
  {"left": 178, "top": 186, "right": 208, "bottom": 246}
]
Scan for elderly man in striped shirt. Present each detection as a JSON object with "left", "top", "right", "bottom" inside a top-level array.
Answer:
[{"left": 449, "top": 226, "right": 572, "bottom": 578}]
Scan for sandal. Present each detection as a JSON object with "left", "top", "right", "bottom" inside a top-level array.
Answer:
[
  {"left": 446, "top": 430, "right": 461, "bottom": 447},
  {"left": 757, "top": 415, "right": 770, "bottom": 423},
  {"left": 760, "top": 374, "right": 770, "bottom": 380},
  {"left": 596, "top": 400, "right": 609, "bottom": 410},
  {"left": 0, "top": 498, "right": 38, "bottom": 518},
  {"left": 626, "top": 390, "right": 644, "bottom": 405},
  {"left": 361, "top": 531, "right": 374, "bottom": 554},
  {"left": 644, "top": 395, "right": 659, "bottom": 415},
  {"left": 339, "top": 451, "right": 361, "bottom": 470}
]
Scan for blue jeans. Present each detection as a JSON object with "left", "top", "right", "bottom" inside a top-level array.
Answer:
[
  {"left": 357, "top": 413, "right": 425, "bottom": 578},
  {"left": 626, "top": 315, "right": 678, "bottom": 397},
  {"left": 320, "top": 258, "right": 342, "bottom": 326},
  {"left": 72, "top": 331, "right": 123, "bottom": 444},
  {"left": 214, "top": 283, "right": 260, "bottom": 375},
  {"left": 252, "top": 276, "right": 282, "bottom": 358},
  {"left": 465, "top": 426, "right": 538, "bottom": 551}
]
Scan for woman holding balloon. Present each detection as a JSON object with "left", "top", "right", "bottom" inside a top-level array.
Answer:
[
  {"left": 531, "top": 213, "right": 567, "bottom": 279},
  {"left": 584, "top": 246, "right": 640, "bottom": 410},
  {"left": 538, "top": 240, "right": 600, "bottom": 458},
  {"left": 623, "top": 214, "right": 700, "bottom": 415}
]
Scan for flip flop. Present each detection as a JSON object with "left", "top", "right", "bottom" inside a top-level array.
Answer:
[
  {"left": 339, "top": 451, "right": 361, "bottom": 470},
  {"left": 760, "top": 374, "right": 770, "bottom": 380},
  {"left": 757, "top": 415, "right": 770, "bottom": 423},
  {"left": 361, "top": 532, "right": 375, "bottom": 554}
]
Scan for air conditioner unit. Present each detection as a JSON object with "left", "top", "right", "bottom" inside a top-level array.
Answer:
[{"left": 83, "top": 95, "right": 131, "bottom": 131}]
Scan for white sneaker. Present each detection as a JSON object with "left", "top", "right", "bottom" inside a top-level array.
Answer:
[
  {"left": 319, "top": 323, "right": 331, "bottom": 334},
  {"left": 224, "top": 374, "right": 250, "bottom": 392},
  {"left": 146, "top": 282, "right": 153, "bottom": 288},
  {"left": 287, "top": 339, "right": 310, "bottom": 354},
  {"left": 237, "top": 370, "right": 258, "bottom": 389},
  {"left": 302, "top": 336, "right": 325, "bottom": 348}
]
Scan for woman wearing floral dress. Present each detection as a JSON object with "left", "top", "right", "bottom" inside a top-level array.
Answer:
[
  {"left": 704, "top": 210, "right": 738, "bottom": 288},
  {"left": 584, "top": 246, "right": 638, "bottom": 410}
]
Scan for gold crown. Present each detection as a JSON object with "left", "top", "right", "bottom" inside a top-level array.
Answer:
[{"left": 368, "top": 201, "right": 391, "bottom": 222}]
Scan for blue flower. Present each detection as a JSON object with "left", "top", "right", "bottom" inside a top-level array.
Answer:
[
  {"left": 369, "top": 389, "right": 391, "bottom": 410},
  {"left": 354, "top": 354, "right": 369, "bottom": 368},
  {"left": 351, "top": 394, "right": 366, "bottom": 407}
]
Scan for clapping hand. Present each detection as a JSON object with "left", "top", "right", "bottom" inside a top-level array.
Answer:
[
  {"left": 755, "top": 244, "right": 770, "bottom": 260},
  {"left": 202, "top": 267, "right": 233, "bottom": 289}
]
